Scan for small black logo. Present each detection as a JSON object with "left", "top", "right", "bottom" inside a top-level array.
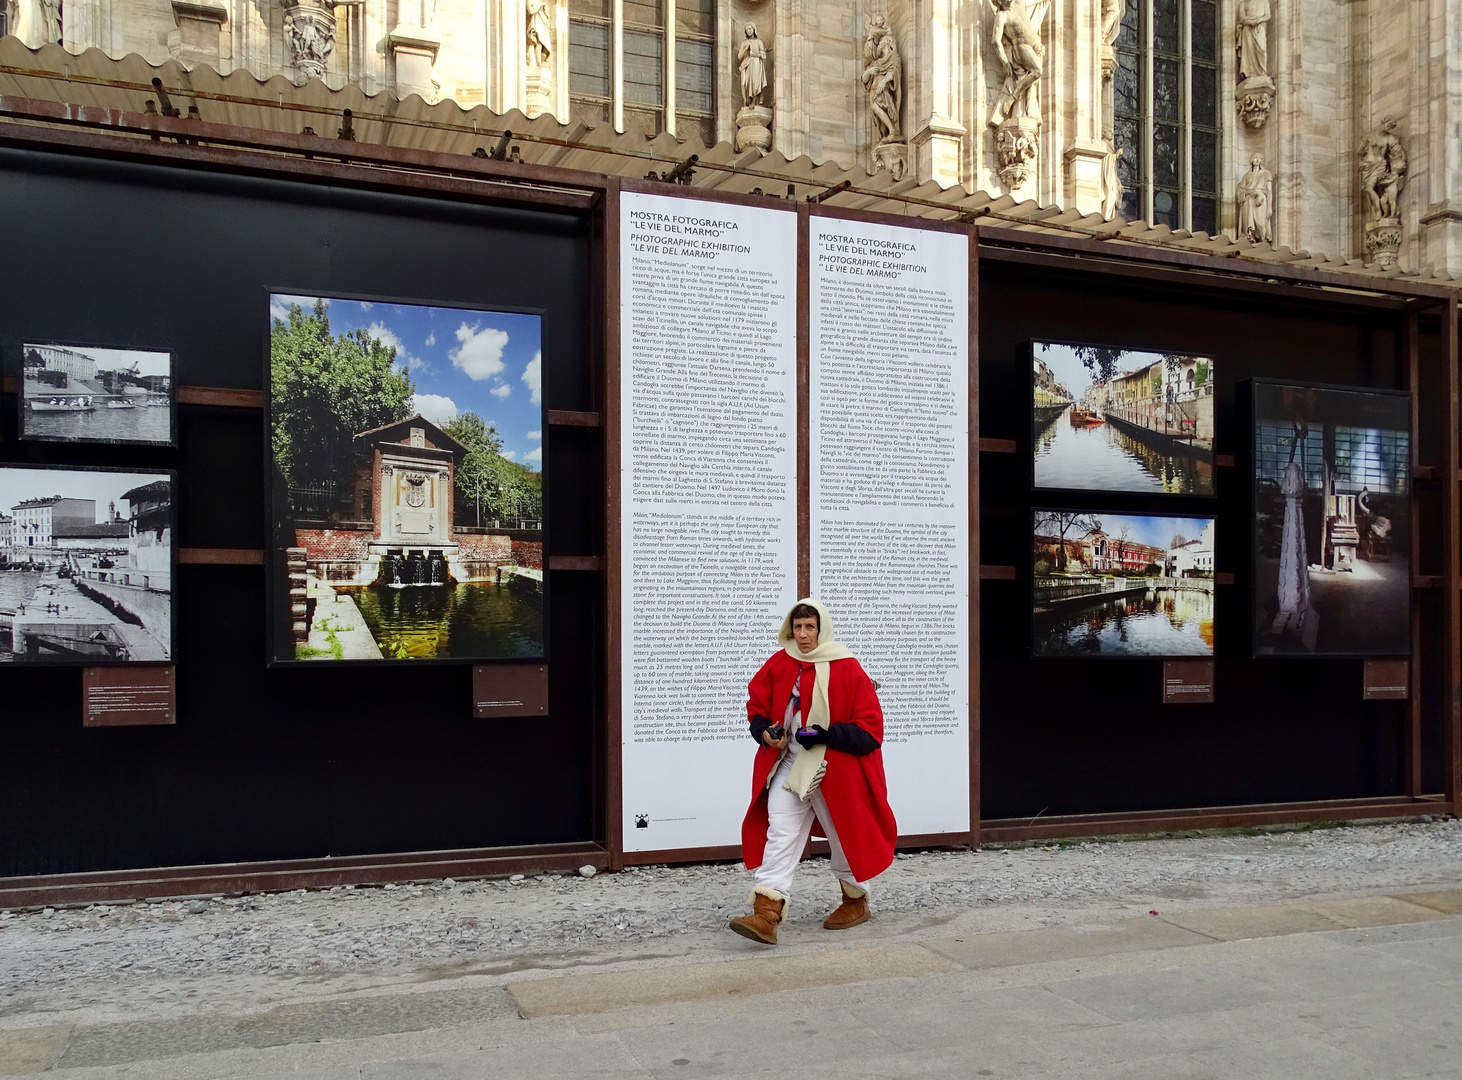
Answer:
[{"left": 635, "top": 814, "right": 649, "bottom": 829}]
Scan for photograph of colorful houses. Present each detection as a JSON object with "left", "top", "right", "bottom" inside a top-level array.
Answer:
[
  {"left": 20, "top": 343, "right": 173, "bottom": 446},
  {"left": 1033, "top": 510, "right": 1216, "bottom": 657},
  {"left": 0, "top": 465, "right": 173, "bottom": 663},
  {"left": 1253, "top": 381, "right": 1410, "bottom": 656},
  {"left": 1033, "top": 341, "right": 1216, "bottom": 495},
  {"left": 268, "top": 294, "right": 545, "bottom": 663}
]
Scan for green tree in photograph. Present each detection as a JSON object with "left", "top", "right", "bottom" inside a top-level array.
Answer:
[
  {"left": 270, "top": 299, "right": 415, "bottom": 490},
  {"left": 1195, "top": 358, "right": 1211, "bottom": 385},
  {"left": 443, "top": 411, "right": 519, "bottom": 526}
]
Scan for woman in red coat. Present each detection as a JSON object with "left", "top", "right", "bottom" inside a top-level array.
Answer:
[{"left": 728, "top": 598, "right": 898, "bottom": 945}]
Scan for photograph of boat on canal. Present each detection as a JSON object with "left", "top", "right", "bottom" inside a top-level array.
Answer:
[
  {"left": 268, "top": 293, "right": 544, "bottom": 664},
  {"left": 1252, "top": 381, "right": 1410, "bottom": 657},
  {"left": 1032, "top": 509, "right": 1216, "bottom": 658},
  {"left": 19, "top": 343, "right": 173, "bottom": 447},
  {"left": 0, "top": 464, "right": 173, "bottom": 664},
  {"left": 1032, "top": 341, "right": 1215, "bottom": 495}
]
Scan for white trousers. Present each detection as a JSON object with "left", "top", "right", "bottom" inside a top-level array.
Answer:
[{"left": 754, "top": 750, "right": 871, "bottom": 900}]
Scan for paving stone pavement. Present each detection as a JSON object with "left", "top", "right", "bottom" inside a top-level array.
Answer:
[{"left": 2, "top": 886, "right": 1460, "bottom": 1079}]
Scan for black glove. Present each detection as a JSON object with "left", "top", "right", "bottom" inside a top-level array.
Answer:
[{"left": 794, "top": 725, "right": 829, "bottom": 749}]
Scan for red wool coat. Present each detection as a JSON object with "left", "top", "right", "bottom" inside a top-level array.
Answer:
[{"left": 741, "top": 650, "right": 898, "bottom": 883}]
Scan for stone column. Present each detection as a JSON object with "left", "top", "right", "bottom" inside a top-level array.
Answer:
[
  {"left": 287, "top": 547, "right": 309, "bottom": 647},
  {"left": 170, "top": 2, "right": 228, "bottom": 68},
  {"left": 908, "top": 0, "right": 968, "bottom": 188}
]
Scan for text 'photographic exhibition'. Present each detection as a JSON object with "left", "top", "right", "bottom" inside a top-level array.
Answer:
[
  {"left": 809, "top": 217, "right": 970, "bottom": 837},
  {"left": 1032, "top": 510, "right": 1216, "bottom": 658},
  {"left": 267, "top": 294, "right": 545, "bottom": 665},
  {"left": 0, "top": 464, "right": 175, "bottom": 664},
  {"left": 20, "top": 343, "right": 175, "bottom": 448},
  {"left": 620, "top": 192, "right": 800, "bottom": 852},
  {"left": 1251, "top": 380, "right": 1410, "bottom": 657},
  {"left": 1033, "top": 341, "right": 1216, "bottom": 496}
]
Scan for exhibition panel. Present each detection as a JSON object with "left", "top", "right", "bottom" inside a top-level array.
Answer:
[{"left": 0, "top": 98, "right": 1457, "bottom": 903}]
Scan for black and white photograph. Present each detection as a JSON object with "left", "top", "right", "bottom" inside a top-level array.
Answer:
[
  {"left": 20, "top": 342, "right": 175, "bottom": 447},
  {"left": 1253, "top": 380, "right": 1411, "bottom": 657},
  {"left": 1033, "top": 340, "right": 1216, "bottom": 496},
  {"left": 0, "top": 465, "right": 174, "bottom": 663}
]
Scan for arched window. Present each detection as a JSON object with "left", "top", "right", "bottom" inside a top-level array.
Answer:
[{"left": 1113, "top": 0, "right": 1219, "bottom": 232}]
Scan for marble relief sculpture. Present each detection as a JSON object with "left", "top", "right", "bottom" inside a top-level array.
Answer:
[
  {"left": 861, "top": 13, "right": 907, "bottom": 180},
  {"left": 1236, "top": 153, "right": 1273, "bottom": 244},
  {"left": 735, "top": 22, "right": 772, "bottom": 153},
  {"left": 1359, "top": 117, "right": 1408, "bottom": 267},
  {"left": 1235, "top": 0, "right": 1273, "bottom": 129},
  {"left": 284, "top": 2, "right": 336, "bottom": 81},
  {"left": 989, "top": 0, "right": 1049, "bottom": 191}
]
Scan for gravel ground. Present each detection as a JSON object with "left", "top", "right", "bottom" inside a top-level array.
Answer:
[{"left": 3, "top": 818, "right": 1461, "bottom": 1022}]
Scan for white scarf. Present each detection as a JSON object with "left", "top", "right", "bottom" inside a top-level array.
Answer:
[{"left": 775, "top": 597, "right": 855, "bottom": 799}]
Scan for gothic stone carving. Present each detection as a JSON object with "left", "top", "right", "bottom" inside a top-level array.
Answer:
[
  {"left": 1360, "top": 117, "right": 1407, "bottom": 267},
  {"left": 1235, "top": 0, "right": 1273, "bottom": 130},
  {"left": 735, "top": 22, "right": 772, "bottom": 153},
  {"left": 1100, "top": 141, "right": 1124, "bottom": 220},
  {"left": 526, "top": 0, "right": 551, "bottom": 66},
  {"left": 1237, "top": 153, "right": 1274, "bottom": 244},
  {"left": 996, "top": 117, "right": 1039, "bottom": 189},
  {"left": 284, "top": 3, "right": 335, "bottom": 82},
  {"left": 862, "top": 12, "right": 907, "bottom": 179}
]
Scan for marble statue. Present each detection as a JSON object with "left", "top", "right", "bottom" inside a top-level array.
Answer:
[
  {"left": 1100, "top": 0, "right": 1125, "bottom": 50},
  {"left": 738, "top": 22, "right": 767, "bottom": 107},
  {"left": 1360, "top": 116, "right": 1407, "bottom": 221},
  {"left": 989, "top": 0, "right": 1048, "bottom": 127},
  {"left": 1101, "top": 142, "right": 1124, "bottom": 220},
  {"left": 1236, "top": 0, "right": 1269, "bottom": 80},
  {"left": 861, "top": 13, "right": 903, "bottom": 143},
  {"left": 1273, "top": 458, "right": 1318, "bottom": 649},
  {"left": 1359, "top": 116, "right": 1407, "bottom": 266},
  {"left": 526, "top": 0, "right": 551, "bottom": 66},
  {"left": 1236, "top": 153, "right": 1273, "bottom": 244},
  {"left": 37, "top": 0, "right": 58, "bottom": 42}
]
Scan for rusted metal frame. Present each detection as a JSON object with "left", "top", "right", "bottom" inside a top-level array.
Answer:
[
  {"left": 602, "top": 178, "right": 625, "bottom": 873},
  {"left": 0, "top": 113, "right": 594, "bottom": 215},
  {"left": 0, "top": 94, "right": 608, "bottom": 200},
  {"left": 619, "top": 173, "right": 809, "bottom": 212},
  {"left": 968, "top": 226, "right": 982, "bottom": 849},
  {"left": 1404, "top": 309, "right": 1425, "bottom": 797},
  {"left": 1446, "top": 300, "right": 1462, "bottom": 812},
  {"left": 0, "top": 842, "right": 610, "bottom": 909},
  {"left": 976, "top": 226, "right": 1457, "bottom": 307},
  {"left": 807, "top": 200, "right": 973, "bottom": 237},
  {"left": 547, "top": 409, "right": 602, "bottom": 427},
  {"left": 179, "top": 549, "right": 264, "bottom": 566},
  {"left": 980, "top": 796, "right": 1440, "bottom": 844},
  {"left": 797, "top": 202, "right": 812, "bottom": 597}
]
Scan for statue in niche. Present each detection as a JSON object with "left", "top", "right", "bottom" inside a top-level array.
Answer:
[
  {"left": 989, "top": 0, "right": 1048, "bottom": 127},
  {"left": 526, "top": 0, "right": 552, "bottom": 66},
  {"left": 1359, "top": 116, "right": 1408, "bottom": 221},
  {"left": 861, "top": 13, "right": 903, "bottom": 142},
  {"left": 1236, "top": 152, "right": 1274, "bottom": 244},
  {"left": 738, "top": 21, "right": 768, "bottom": 108},
  {"left": 284, "top": 4, "right": 335, "bottom": 81},
  {"left": 1236, "top": 0, "right": 1270, "bottom": 81}
]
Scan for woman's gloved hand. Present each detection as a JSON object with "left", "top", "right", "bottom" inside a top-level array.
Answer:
[{"left": 794, "top": 725, "right": 829, "bottom": 749}]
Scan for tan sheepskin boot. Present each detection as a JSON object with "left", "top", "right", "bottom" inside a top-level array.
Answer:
[
  {"left": 822, "top": 881, "right": 870, "bottom": 930},
  {"left": 728, "top": 886, "right": 786, "bottom": 945}
]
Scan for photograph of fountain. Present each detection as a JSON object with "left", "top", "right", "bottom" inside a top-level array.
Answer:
[
  {"left": 19, "top": 343, "right": 174, "bottom": 447},
  {"left": 1032, "top": 340, "right": 1216, "bottom": 496},
  {"left": 1032, "top": 509, "right": 1216, "bottom": 658},
  {"left": 1252, "top": 380, "right": 1410, "bottom": 657},
  {"left": 267, "top": 293, "right": 544, "bottom": 664}
]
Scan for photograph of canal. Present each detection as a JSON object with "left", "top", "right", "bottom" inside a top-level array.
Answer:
[
  {"left": 19, "top": 343, "right": 173, "bottom": 447},
  {"left": 1032, "top": 341, "right": 1215, "bottom": 495},
  {"left": 1252, "top": 380, "right": 1410, "bottom": 657},
  {"left": 267, "top": 293, "right": 544, "bottom": 664},
  {"left": 1032, "top": 509, "right": 1216, "bottom": 658}
]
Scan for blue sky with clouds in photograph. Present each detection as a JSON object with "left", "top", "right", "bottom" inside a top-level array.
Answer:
[
  {"left": 1086, "top": 513, "right": 1214, "bottom": 550},
  {"left": 269, "top": 295, "right": 543, "bottom": 468}
]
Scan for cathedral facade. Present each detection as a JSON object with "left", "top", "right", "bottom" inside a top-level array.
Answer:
[{"left": 3, "top": 0, "right": 1457, "bottom": 274}]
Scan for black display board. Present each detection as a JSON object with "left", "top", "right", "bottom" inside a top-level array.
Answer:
[
  {"left": 0, "top": 148, "right": 601, "bottom": 877},
  {"left": 980, "top": 263, "right": 1415, "bottom": 819}
]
